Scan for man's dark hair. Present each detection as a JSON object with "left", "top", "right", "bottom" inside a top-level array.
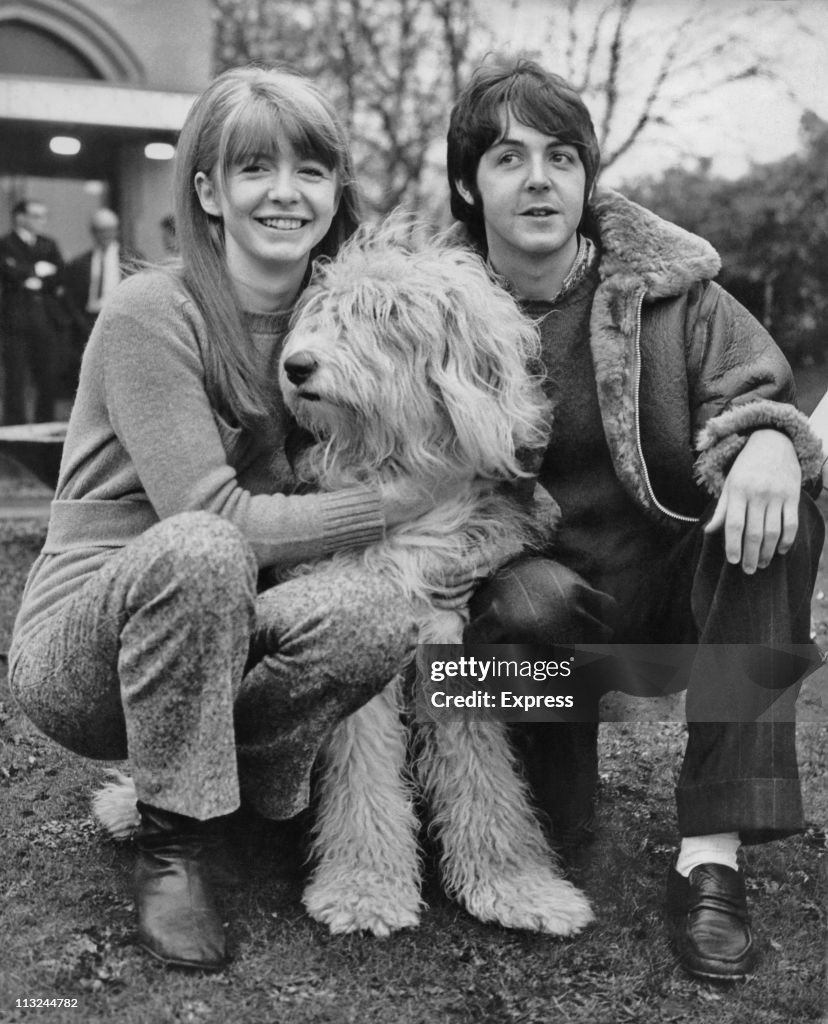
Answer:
[{"left": 447, "top": 57, "right": 601, "bottom": 247}]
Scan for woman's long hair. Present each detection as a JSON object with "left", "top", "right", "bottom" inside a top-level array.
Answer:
[{"left": 173, "top": 64, "right": 362, "bottom": 430}]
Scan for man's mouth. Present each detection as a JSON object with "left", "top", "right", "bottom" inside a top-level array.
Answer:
[
  {"left": 258, "top": 217, "right": 308, "bottom": 230},
  {"left": 521, "top": 207, "right": 557, "bottom": 218}
]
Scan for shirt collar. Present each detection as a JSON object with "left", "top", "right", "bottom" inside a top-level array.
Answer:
[{"left": 488, "top": 234, "right": 598, "bottom": 306}]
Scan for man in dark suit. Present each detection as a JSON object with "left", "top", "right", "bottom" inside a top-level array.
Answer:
[
  {"left": 0, "top": 199, "right": 68, "bottom": 424},
  {"left": 63, "top": 209, "right": 140, "bottom": 394},
  {"left": 64, "top": 209, "right": 134, "bottom": 338}
]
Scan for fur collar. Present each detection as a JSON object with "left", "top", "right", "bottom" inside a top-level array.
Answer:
[
  {"left": 442, "top": 189, "right": 721, "bottom": 301},
  {"left": 590, "top": 189, "right": 721, "bottom": 300},
  {"left": 585, "top": 191, "right": 721, "bottom": 525}
]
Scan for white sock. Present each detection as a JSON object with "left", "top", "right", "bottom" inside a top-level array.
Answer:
[{"left": 675, "top": 833, "right": 741, "bottom": 876}]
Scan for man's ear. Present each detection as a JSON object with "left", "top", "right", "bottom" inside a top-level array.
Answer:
[
  {"left": 194, "top": 172, "right": 222, "bottom": 217},
  {"left": 455, "top": 180, "right": 475, "bottom": 207}
]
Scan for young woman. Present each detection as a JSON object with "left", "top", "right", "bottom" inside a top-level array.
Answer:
[{"left": 8, "top": 65, "right": 434, "bottom": 971}]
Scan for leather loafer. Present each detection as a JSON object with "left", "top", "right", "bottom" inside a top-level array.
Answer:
[{"left": 666, "top": 860, "right": 759, "bottom": 981}]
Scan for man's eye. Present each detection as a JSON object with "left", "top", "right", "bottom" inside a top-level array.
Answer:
[{"left": 497, "top": 152, "right": 519, "bottom": 165}]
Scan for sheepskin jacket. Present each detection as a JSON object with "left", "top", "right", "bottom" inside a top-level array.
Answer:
[
  {"left": 584, "top": 189, "right": 822, "bottom": 527},
  {"left": 454, "top": 189, "right": 823, "bottom": 531}
]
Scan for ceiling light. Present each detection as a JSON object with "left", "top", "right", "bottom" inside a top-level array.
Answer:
[
  {"left": 50, "top": 136, "right": 81, "bottom": 156},
  {"left": 144, "top": 142, "right": 175, "bottom": 161}
]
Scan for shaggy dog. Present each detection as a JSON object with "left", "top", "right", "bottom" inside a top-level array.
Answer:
[{"left": 94, "top": 218, "right": 594, "bottom": 939}]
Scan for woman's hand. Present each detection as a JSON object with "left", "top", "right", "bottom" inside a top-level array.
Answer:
[
  {"left": 379, "top": 476, "right": 491, "bottom": 528},
  {"left": 428, "top": 538, "right": 524, "bottom": 610}
]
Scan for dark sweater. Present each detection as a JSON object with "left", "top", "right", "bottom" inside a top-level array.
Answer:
[{"left": 525, "top": 263, "right": 674, "bottom": 613}]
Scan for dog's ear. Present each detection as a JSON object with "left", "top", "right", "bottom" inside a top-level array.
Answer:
[{"left": 424, "top": 253, "right": 550, "bottom": 479}]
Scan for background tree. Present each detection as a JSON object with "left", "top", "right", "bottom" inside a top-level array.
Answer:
[
  {"left": 625, "top": 111, "right": 828, "bottom": 365},
  {"left": 519, "top": 0, "right": 809, "bottom": 178},
  {"left": 212, "top": 0, "right": 818, "bottom": 229},
  {"left": 213, "top": 0, "right": 484, "bottom": 216}
]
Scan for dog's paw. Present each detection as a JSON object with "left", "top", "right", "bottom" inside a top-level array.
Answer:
[
  {"left": 459, "top": 869, "right": 594, "bottom": 936},
  {"left": 303, "top": 872, "right": 422, "bottom": 938}
]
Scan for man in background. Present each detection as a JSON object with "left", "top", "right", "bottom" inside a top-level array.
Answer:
[
  {"left": 0, "top": 198, "right": 67, "bottom": 424},
  {"left": 65, "top": 208, "right": 137, "bottom": 342},
  {"left": 159, "top": 213, "right": 178, "bottom": 256},
  {"left": 63, "top": 209, "right": 141, "bottom": 398}
]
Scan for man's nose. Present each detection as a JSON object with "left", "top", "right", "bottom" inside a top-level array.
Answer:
[{"left": 526, "top": 156, "right": 551, "bottom": 190}]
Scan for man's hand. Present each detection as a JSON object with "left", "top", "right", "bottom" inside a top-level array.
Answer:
[{"left": 704, "top": 428, "right": 801, "bottom": 574}]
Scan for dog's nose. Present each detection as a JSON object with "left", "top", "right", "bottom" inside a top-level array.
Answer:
[{"left": 283, "top": 351, "right": 318, "bottom": 386}]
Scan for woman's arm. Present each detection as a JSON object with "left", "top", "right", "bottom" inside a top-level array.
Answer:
[{"left": 87, "top": 273, "right": 388, "bottom": 568}]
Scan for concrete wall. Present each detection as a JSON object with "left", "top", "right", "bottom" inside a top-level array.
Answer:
[
  {"left": 0, "top": 0, "right": 213, "bottom": 90},
  {"left": 69, "top": 0, "right": 212, "bottom": 90},
  {"left": 0, "top": 0, "right": 211, "bottom": 260}
]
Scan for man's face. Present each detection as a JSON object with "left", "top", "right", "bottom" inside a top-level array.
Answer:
[
  {"left": 468, "top": 114, "right": 585, "bottom": 271},
  {"left": 20, "top": 203, "right": 48, "bottom": 235}
]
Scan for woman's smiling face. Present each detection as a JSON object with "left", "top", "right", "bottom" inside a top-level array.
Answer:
[{"left": 196, "top": 133, "right": 339, "bottom": 279}]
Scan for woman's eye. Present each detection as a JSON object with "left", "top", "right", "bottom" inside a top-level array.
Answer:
[
  {"left": 497, "top": 152, "right": 519, "bottom": 166},
  {"left": 300, "top": 165, "right": 328, "bottom": 179}
]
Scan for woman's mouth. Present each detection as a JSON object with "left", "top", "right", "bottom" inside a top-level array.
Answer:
[{"left": 258, "top": 217, "right": 307, "bottom": 231}]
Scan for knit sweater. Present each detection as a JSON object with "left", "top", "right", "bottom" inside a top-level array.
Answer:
[
  {"left": 11, "top": 270, "right": 385, "bottom": 644},
  {"left": 527, "top": 261, "right": 674, "bottom": 606}
]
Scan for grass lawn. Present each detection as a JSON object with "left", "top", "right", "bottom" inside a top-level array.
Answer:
[
  {"left": 1, "top": 380, "right": 826, "bottom": 1023},
  {"left": 2, "top": 674, "right": 824, "bottom": 1024}
]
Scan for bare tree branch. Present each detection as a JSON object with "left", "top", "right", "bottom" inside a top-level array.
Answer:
[{"left": 212, "top": 0, "right": 817, "bottom": 210}]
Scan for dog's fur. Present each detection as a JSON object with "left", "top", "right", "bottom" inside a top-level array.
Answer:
[{"left": 93, "top": 217, "right": 594, "bottom": 938}]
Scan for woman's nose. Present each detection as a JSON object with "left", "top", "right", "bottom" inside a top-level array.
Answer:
[{"left": 267, "top": 171, "right": 299, "bottom": 202}]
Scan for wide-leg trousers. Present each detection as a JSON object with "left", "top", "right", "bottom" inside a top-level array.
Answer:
[
  {"left": 464, "top": 493, "right": 824, "bottom": 841},
  {"left": 10, "top": 511, "right": 417, "bottom": 820}
]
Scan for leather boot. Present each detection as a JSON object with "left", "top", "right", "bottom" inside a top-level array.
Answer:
[{"left": 134, "top": 802, "right": 228, "bottom": 970}]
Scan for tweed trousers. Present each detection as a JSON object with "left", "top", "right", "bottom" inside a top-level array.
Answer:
[
  {"left": 465, "top": 493, "right": 824, "bottom": 842},
  {"left": 10, "top": 511, "right": 417, "bottom": 820}
]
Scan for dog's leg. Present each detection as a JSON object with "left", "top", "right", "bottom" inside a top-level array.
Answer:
[
  {"left": 418, "top": 716, "right": 594, "bottom": 936},
  {"left": 302, "top": 673, "right": 423, "bottom": 937}
]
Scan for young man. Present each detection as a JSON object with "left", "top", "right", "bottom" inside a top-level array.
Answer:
[{"left": 447, "top": 58, "right": 824, "bottom": 981}]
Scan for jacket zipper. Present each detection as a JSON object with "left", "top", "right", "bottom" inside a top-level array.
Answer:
[{"left": 632, "top": 290, "right": 700, "bottom": 524}]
